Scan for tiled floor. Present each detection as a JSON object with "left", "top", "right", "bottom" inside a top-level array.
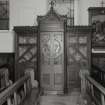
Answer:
[
  {"left": 39, "top": 91, "right": 81, "bottom": 105},
  {"left": 22, "top": 89, "right": 94, "bottom": 105}
]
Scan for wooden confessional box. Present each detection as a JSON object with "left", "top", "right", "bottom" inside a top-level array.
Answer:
[
  {"left": 37, "top": 7, "right": 67, "bottom": 94},
  {"left": 14, "top": 6, "right": 91, "bottom": 95}
]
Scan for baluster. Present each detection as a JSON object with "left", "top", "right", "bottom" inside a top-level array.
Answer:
[
  {"left": 88, "top": 81, "right": 90, "bottom": 93},
  {"left": 84, "top": 77, "right": 87, "bottom": 93},
  {"left": 24, "top": 82, "right": 27, "bottom": 96},
  {"left": 85, "top": 78, "right": 88, "bottom": 92},
  {"left": 28, "top": 79, "right": 30, "bottom": 92},
  {"left": 91, "top": 84, "right": 94, "bottom": 97},
  {"left": 86, "top": 79, "right": 88, "bottom": 92},
  {"left": 26, "top": 79, "right": 29, "bottom": 94},
  {"left": 101, "top": 93, "right": 105, "bottom": 105},
  {"left": 27, "top": 78, "right": 31, "bottom": 93},
  {"left": 89, "top": 82, "right": 91, "bottom": 94},
  {"left": 104, "top": 74, "right": 105, "bottom": 86},
  {"left": 87, "top": 80, "right": 89, "bottom": 91},
  {"left": 7, "top": 97, "right": 11, "bottom": 105},
  {"left": 101, "top": 72, "right": 102, "bottom": 81},
  {"left": 28, "top": 77, "right": 32, "bottom": 92},
  {"left": 14, "top": 92, "right": 17, "bottom": 105},
  {"left": 102, "top": 72, "right": 104, "bottom": 86}
]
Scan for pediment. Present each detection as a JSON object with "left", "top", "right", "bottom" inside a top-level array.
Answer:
[{"left": 37, "top": 7, "right": 66, "bottom": 24}]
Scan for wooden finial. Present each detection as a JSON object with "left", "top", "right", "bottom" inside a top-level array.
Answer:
[{"left": 49, "top": 0, "right": 56, "bottom": 9}]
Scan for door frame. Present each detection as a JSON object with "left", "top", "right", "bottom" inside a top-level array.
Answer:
[
  {"left": 37, "top": 22, "right": 67, "bottom": 94},
  {"left": 37, "top": 33, "right": 67, "bottom": 94},
  {"left": 64, "top": 21, "right": 67, "bottom": 94}
]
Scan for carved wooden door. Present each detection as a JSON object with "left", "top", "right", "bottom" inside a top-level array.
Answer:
[{"left": 40, "top": 32, "right": 64, "bottom": 94}]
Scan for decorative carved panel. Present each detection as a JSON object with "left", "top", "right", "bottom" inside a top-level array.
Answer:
[
  {"left": 66, "top": 26, "right": 91, "bottom": 92},
  {"left": 40, "top": 32, "right": 64, "bottom": 92},
  {"left": 40, "top": 32, "right": 63, "bottom": 65},
  {"left": 14, "top": 26, "right": 38, "bottom": 81}
]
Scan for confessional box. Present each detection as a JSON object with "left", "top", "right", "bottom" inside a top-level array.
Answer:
[{"left": 37, "top": 7, "right": 67, "bottom": 94}]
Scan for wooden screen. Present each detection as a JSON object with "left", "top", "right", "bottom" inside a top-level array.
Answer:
[
  {"left": 14, "top": 26, "right": 38, "bottom": 81},
  {"left": 40, "top": 32, "right": 64, "bottom": 94},
  {"left": 66, "top": 26, "right": 91, "bottom": 92}
]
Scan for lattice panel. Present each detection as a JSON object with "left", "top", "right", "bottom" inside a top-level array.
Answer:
[
  {"left": 66, "top": 26, "right": 91, "bottom": 91},
  {"left": 18, "top": 34, "right": 37, "bottom": 63},
  {"left": 19, "top": 47, "right": 27, "bottom": 57},
  {"left": 79, "top": 47, "right": 87, "bottom": 57},
  {"left": 18, "top": 46, "right": 37, "bottom": 63},
  {"left": 0, "top": 0, "right": 9, "bottom": 18},
  {"left": 19, "top": 36, "right": 37, "bottom": 44},
  {"left": 79, "top": 37, "right": 87, "bottom": 44},
  {"left": 67, "top": 32, "right": 89, "bottom": 68},
  {"left": 14, "top": 26, "right": 38, "bottom": 80}
]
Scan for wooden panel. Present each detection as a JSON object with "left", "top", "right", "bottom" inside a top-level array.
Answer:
[
  {"left": 66, "top": 26, "right": 91, "bottom": 92},
  {"left": 42, "top": 74, "right": 50, "bottom": 85},
  {"left": 14, "top": 26, "right": 38, "bottom": 81},
  {"left": 54, "top": 73, "right": 63, "bottom": 85},
  {"left": 0, "top": 53, "right": 15, "bottom": 82},
  {"left": 67, "top": 65, "right": 80, "bottom": 91},
  {"left": 40, "top": 23, "right": 64, "bottom": 32},
  {"left": 40, "top": 32, "right": 64, "bottom": 93}
]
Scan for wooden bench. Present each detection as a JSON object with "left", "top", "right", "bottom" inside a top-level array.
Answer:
[
  {"left": 85, "top": 75, "right": 105, "bottom": 105},
  {"left": 0, "top": 74, "right": 32, "bottom": 105}
]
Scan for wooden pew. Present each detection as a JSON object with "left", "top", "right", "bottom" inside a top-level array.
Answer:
[
  {"left": 85, "top": 75, "right": 105, "bottom": 105},
  {"left": 0, "top": 74, "right": 32, "bottom": 105},
  {"left": 91, "top": 65, "right": 105, "bottom": 87},
  {"left": 0, "top": 68, "right": 9, "bottom": 92}
]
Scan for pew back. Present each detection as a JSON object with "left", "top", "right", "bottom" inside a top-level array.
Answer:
[
  {"left": 0, "top": 74, "right": 32, "bottom": 105},
  {"left": 86, "top": 75, "right": 105, "bottom": 105}
]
